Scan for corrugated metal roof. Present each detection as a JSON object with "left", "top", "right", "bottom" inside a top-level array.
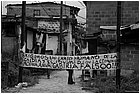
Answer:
[{"left": 100, "top": 23, "right": 139, "bottom": 30}]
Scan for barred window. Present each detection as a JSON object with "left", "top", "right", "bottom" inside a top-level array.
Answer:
[{"left": 33, "top": 10, "right": 40, "bottom": 16}]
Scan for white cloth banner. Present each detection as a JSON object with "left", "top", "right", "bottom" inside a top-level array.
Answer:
[{"left": 21, "top": 53, "right": 117, "bottom": 70}]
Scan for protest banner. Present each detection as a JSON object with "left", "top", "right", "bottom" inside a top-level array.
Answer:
[{"left": 21, "top": 53, "right": 117, "bottom": 70}]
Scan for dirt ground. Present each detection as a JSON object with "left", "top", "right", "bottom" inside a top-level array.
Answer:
[{"left": 19, "top": 70, "right": 90, "bottom": 93}]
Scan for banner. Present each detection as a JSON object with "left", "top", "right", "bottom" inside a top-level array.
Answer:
[{"left": 21, "top": 53, "right": 117, "bottom": 70}]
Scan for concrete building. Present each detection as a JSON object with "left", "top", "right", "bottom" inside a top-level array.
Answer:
[{"left": 6, "top": 2, "right": 80, "bottom": 55}]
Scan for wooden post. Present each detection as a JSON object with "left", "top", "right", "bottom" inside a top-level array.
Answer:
[
  {"left": 60, "top": 1, "right": 63, "bottom": 55},
  {"left": 67, "top": 16, "right": 75, "bottom": 84},
  {"left": 88, "top": 39, "right": 97, "bottom": 78},
  {"left": 80, "top": 39, "right": 84, "bottom": 81},
  {"left": 18, "top": 1, "right": 26, "bottom": 83},
  {"left": 116, "top": 1, "right": 121, "bottom": 91}
]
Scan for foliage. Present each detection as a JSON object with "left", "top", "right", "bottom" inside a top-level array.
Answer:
[
  {"left": 89, "top": 70, "right": 139, "bottom": 93},
  {"left": 8, "top": 64, "right": 19, "bottom": 87}
]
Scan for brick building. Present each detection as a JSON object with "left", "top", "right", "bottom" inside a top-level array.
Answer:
[
  {"left": 84, "top": 1, "right": 138, "bottom": 35},
  {"left": 83, "top": 1, "right": 139, "bottom": 76}
]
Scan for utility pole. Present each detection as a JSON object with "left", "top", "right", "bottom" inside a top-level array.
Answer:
[
  {"left": 60, "top": 1, "right": 63, "bottom": 55},
  {"left": 18, "top": 1, "right": 26, "bottom": 83},
  {"left": 116, "top": 1, "right": 121, "bottom": 91},
  {"left": 67, "top": 16, "right": 75, "bottom": 85}
]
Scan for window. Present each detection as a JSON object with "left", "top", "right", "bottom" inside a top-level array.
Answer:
[{"left": 33, "top": 10, "right": 40, "bottom": 16}]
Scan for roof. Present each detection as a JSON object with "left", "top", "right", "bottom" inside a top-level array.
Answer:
[
  {"left": 2, "top": 15, "right": 21, "bottom": 23},
  {"left": 100, "top": 23, "right": 139, "bottom": 30},
  {"left": 6, "top": 2, "right": 80, "bottom": 11}
]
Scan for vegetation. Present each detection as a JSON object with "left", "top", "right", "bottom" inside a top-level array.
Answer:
[{"left": 81, "top": 70, "right": 139, "bottom": 93}]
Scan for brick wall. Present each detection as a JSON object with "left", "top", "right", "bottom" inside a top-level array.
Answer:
[
  {"left": 97, "top": 43, "right": 139, "bottom": 71},
  {"left": 86, "top": 1, "right": 139, "bottom": 34},
  {"left": 98, "top": 29, "right": 139, "bottom": 71},
  {"left": 7, "top": 3, "right": 70, "bottom": 17},
  {"left": 97, "top": 44, "right": 139, "bottom": 76},
  {"left": 121, "top": 45, "right": 139, "bottom": 71}
]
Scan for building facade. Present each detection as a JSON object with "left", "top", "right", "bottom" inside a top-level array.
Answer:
[
  {"left": 83, "top": 1, "right": 139, "bottom": 76},
  {"left": 6, "top": 2, "right": 80, "bottom": 55},
  {"left": 84, "top": 1, "right": 139, "bottom": 35}
]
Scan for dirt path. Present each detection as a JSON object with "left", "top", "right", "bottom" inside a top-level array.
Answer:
[{"left": 19, "top": 70, "right": 89, "bottom": 93}]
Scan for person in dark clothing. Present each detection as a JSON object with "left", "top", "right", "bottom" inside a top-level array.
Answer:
[{"left": 67, "top": 69, "right": 75, "bottom": 84}]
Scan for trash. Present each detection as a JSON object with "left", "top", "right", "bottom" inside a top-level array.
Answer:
[
  {"left": 15, "top": 83, "right": 22, "bottom": 89},
  {"left": 22, "top": 88, "right": 27, "bottom": 90},
  {"left": 22, "top": 82, "right": 28, "bottom": 87},
  {"left": 15, "top": 82, "right": 28, "bottom": 89}
]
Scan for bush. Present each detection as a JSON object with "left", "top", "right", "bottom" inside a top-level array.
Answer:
[{"left": 120, "top": 71, "right": 139, "bottom": 92}]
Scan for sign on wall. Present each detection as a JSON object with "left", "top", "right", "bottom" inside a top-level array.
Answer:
[
  {"left": 38, "top": 21, "right": 60, "bottom": 33},
  {"left": 21, "top": 53, "right": 117, "bottom": 70}
]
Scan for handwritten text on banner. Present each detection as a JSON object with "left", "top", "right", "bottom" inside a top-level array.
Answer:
[{"left": 21, "top": 53, "right": 117, "bottom": 70}]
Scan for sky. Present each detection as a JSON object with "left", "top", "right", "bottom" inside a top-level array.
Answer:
[{"left": 1, "top": 1, "right": 86, "bottom": 23}]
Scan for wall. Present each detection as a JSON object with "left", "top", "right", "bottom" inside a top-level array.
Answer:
[
  {"left": 121, "top": 45, "right": 139, "bottom": 71},
  {"left": 2, "top": 37, "right": 18, "bottom": 62},
  {"left": 2, "top": 36, "right": 19, "bottom": 88},
  {"left": 97, "top": 44, "right": 139, "bottom": 76},
  {"left": 7, "top": 3, "right": 70, "bottom": 17},
  {"left": 46, "top": 34, "right": 59, "bottom": 55},
  {"left": 100, "top": 28, "right": 139, "bottom": 70},
  {"left": 85, "top": 1, "right": 139, "bottom": 76},
  {"left": 86, "top": 1, "right": 139, "bottom": 34},
  {"left": 97, "top": 29, "right": 139, "bottom": 76}
]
